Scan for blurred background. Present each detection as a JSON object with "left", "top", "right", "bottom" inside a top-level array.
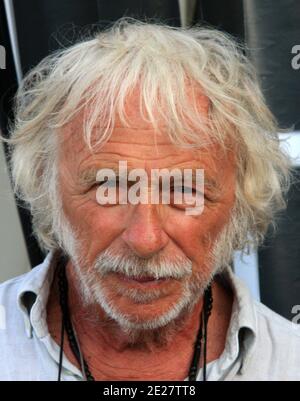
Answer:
[{"left": 0, "top": 0, "right": 299, "bottom": 321}]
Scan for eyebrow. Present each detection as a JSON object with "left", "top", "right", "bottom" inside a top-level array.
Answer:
[{"left": 78, "top": 165, "right": 222, "bottom": 195}]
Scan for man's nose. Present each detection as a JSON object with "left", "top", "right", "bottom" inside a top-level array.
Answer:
[{"left": 121, "top": 204, "right": 169, "bottom": 258}]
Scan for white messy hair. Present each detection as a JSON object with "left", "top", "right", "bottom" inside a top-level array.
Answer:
[{"left": 4, "top": 17, "right": 292, "bottom": 252}]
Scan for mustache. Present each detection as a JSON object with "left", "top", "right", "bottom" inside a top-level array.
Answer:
[{"left": 93, "top": 249, "right": 193, "bottom": 280}]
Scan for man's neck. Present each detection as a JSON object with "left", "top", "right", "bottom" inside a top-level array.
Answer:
[{"left": 47, "top": 262, "right": 233, "bottom": 380}]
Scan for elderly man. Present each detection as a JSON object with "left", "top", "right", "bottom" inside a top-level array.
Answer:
[{"left": 1, "top": 19, "right": 300, "bottom": 381}]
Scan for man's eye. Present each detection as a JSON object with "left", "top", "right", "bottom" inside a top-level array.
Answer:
[
  {"left": 100, "top": 180, "right": 117, "bottom": 187},
  {"left": 92, "top": 179, "right": 119, "bottom": 188},
  {"left": 171, "top": 186, "right": 196, "bottom": 194},
  {"left": 169, "top": 185, "right": 206, "bottom": 209}
]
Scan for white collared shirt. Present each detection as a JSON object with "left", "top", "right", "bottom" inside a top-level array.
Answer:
[{"left": 0, "top": 251, "right": 300, "bottom": 381}]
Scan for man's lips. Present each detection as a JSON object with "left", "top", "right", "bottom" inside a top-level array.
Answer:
[
  {"left": 124, "top": 275, "right": 167, "bottom": 283},
  {"left": 114, "top": 272, "right": 170, "bottom": 285}
]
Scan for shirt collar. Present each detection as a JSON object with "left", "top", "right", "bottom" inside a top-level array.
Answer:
[
  {"left": 214, "top": 266, "right": 257, "bottom": 376},
  {"left": 17, "top": 252, "right": 257, "bottom": 377},
  {"left": 17, "top": 250, "right": 58, "bottom": 338}
]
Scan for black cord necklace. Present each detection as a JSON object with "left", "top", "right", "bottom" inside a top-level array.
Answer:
[{"left": 57, "top": 259, "right": 213, "bottom": 381}]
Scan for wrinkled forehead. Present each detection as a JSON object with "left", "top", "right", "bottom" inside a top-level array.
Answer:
[{"left": 59, "top": 126, "right": 235, "bottom": 185}]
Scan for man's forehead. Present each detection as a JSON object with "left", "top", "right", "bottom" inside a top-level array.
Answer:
[{"left": 61, "top": 125, "right": 231, "bottom": 176}]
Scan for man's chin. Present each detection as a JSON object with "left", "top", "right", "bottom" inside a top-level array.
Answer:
[
  {"left": 72, "top": 262, "right": 209, "bottom": 333},
  {"left": 91, "top": 279, "right": 199, "bottom": 334}
]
